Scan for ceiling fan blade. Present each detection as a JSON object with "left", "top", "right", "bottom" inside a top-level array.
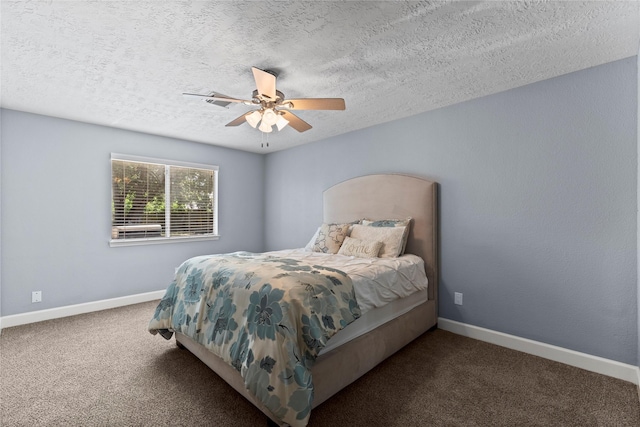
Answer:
[
  {"left": 280, "top": 111, "right": 312, "bottom": 132},
  {"left": 282, "top": 98, "right": 345, "bottom": 110},
  {"left": 183, "top": 93, "right": 231, "bottom": 108},
  {"left": 183, "top": 92, "right": 251, "bottom": 105},
  {"left": 225, "top": 112, "right": 252, "bottom": 127},
  {"left": 252, "top": 67, "right": 276, "bottom": 100}
]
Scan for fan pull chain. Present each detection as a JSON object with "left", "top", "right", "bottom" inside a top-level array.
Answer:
[{"left": 260, "top": 132, "right": 270, "bottom": 148}]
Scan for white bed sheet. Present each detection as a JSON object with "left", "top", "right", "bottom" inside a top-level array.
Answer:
[{"left": 263, "top": 248, "right": 429, "bottom": 313}]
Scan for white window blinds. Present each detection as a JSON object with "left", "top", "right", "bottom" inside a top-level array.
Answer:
[{"left": 111, "top": 154, "right": 218, "bottom": 244}]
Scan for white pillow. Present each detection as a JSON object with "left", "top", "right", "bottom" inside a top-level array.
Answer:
[
  {"left": 338, "top": 236, "right": 383, "bottom": 258},
  {"left": 349, "top": 224, "right": 406, "bottom": 258},
  {"left": 304, "top": 227, "right": 321, "bottom": 251},
  {"left": 361, "top": 218, "right": 412, "bottom": 255}
]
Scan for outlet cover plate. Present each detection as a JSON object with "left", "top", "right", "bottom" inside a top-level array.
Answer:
[
  {"left": 32, "top": 291, "right": 42, "bottom": 303},
  {"left": 454, "top": 292, "right": 463, "bottom": 305}
]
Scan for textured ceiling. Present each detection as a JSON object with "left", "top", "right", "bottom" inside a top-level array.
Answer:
[{"left": 2, "top": 1, "right": 639, "bottom": 153}]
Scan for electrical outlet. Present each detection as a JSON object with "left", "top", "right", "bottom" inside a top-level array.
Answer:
[
  {"left": 454, "top": 292, "right": 463, "bottom": 306},
  {"left": 32, "top": 291, "right": 42, "bottom": 303}
]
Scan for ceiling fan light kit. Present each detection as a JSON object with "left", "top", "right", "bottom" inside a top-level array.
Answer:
[
  {"left": 184, "top": 66, "right": 345, "bottom": 136},
  {"left": 245, "top": 107, "right": 290, "bottom": 133}
]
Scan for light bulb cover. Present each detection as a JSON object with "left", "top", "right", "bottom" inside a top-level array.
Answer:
[
  {"left": 261, "top": 108, "right": 278, "bottom": 126},
  {"left": 275, "top": 114, "right": 289, "bottom": 131},
  {"left": 246, "top": 110, "right": 262, "bottom": 128},
  {"left": 259, "top": 121, "right": 273, "bottom": 133}
]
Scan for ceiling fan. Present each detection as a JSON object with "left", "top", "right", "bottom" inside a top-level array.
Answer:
[{"left": 183, "top": 67, "right": 345, "bottom": 133}]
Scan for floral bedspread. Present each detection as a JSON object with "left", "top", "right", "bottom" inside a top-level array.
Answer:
[{"left": 148, "top": 252, "right": 361, "bottom": 426}]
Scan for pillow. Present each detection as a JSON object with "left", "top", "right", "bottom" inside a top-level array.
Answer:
[
  {"left": 346, "top": 219, "right": 362, "bottom": 235},
  {"left": 304, "top": 227, "right": 321, "bottom": 251},
  {"left": 349, "top": 224, "right": 406, "bottom": 258},
  {"left": 361, "top": 218, "right": 411, "bottom": 228},
  {"left": 361, "top": 218, "right": 412, "bottom": 255},
  {"left": 304, "top": 219, "right": 361, "bottom": 251},
  {"left": 338, "top": 236, "right": 383, "bottom": 258},
  {"left": 312, "top": 223, "right": 350, "bottom": 254}
]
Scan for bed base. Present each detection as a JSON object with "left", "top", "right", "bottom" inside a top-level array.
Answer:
[{"left": 176, "top": 298, "right": 436, "bottom": 426}]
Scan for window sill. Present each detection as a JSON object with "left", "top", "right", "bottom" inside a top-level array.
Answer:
[{"left": 109, "top": 234, "right": 220, "bottom": 247}]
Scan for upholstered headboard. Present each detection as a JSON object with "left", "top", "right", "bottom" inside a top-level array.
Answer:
[{"left": 323, "top": 174, "right": 439, "bottom": 305}]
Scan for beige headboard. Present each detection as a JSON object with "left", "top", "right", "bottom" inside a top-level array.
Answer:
[{"left": 323, "top": 174, "right": 439, "bottom": 305}]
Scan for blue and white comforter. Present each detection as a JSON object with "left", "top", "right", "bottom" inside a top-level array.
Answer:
[{"left": 149, "top": 252, "right": 361, "bottom": 426}]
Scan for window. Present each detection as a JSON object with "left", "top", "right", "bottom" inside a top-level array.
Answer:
[{"left": 110, "top": 154, "right": 218, "bottom": 246}]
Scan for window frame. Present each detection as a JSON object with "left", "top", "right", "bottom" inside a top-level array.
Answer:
[{"left": 109, "top": 153, "right": 219, "bottom": 247}]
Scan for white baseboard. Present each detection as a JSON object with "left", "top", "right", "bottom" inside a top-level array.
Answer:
[
  {"left": 438, "top": 317, "right": 639, "bottom": 386},
  {"left": 637, "top": 367, "right": 640, "bottom": 402},
  {"left": 0, "top": 290, "right": 166, "bottom": 330}
]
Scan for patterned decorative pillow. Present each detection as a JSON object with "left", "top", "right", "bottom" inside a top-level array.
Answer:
[
  {"left": 349, "top": 224, "right": 406, "bottom": 258},
  {"left": 361, "top": 217, "right": 412, "bottom": 255},
  {"left": 338, "top": 236, "right": 383, "bottom": 258},
  {"left": 312, "top": 223, "right": 350, "bottom": 254},
  {"left": 305, "top": 219, "right": 361, "bottom": 251}
]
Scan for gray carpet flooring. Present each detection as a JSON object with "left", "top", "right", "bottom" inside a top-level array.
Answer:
[{"left": 1, "top": 301, "right": 639, "bottom": 426}]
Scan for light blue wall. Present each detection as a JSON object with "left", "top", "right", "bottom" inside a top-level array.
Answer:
[
  {"left": 0, "top": 109, "right": 3, "bottom": 322},
  {"left": 0, "top": 109, "right": 265, "bottom": 316},
  {"left": 264, "top": 58, "right": 638, "bottom": 365},
  {"left": 637, "top": 51, "right": 640, "bottom": 371}
]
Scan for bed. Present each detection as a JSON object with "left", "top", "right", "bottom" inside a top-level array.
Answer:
[{"left": 149, "top": 173, "right": 439, "bottom": 426}]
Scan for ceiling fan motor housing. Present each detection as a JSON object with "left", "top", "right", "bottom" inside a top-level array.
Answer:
[{"left": 252, "top": 89, "right": 285, "bottom": 104}]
